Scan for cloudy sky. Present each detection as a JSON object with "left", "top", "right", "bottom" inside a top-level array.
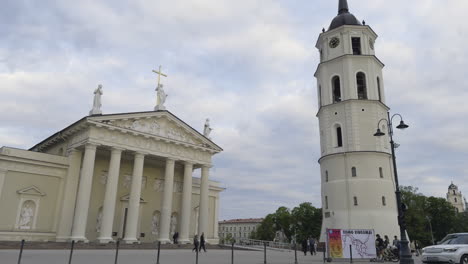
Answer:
[{"left": 1, "top": 0, "right": 467, "bottom": 220}]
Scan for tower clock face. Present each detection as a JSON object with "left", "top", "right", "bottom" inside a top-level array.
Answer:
[{"left": 329, "top": 37, "right": 340, "bottom": 48}]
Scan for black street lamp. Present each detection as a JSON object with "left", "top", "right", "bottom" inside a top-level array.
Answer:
[{"left": 374, "top": 112, "right": 413, "bottom": 264}]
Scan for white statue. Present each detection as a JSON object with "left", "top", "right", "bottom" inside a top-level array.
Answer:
[
  {"left": 203, "top": 118, "right": 212, "bottom": 138},
  {"left": 18, "top": 201, "right": 35, "bottom": 229},
  {"left": 170, "top": 214, "right": 177, "bottom": 236},
  {"left": 96, "top": 207, "right": 103, "bottom": 233},
  {"left": 89, "top": 84, "right": 103, "bottom": 115},
  {"left": 152, "top": 211, "right": 160, "bottom": 236},
  {"left": 155, "top": 84, "right": 168, "bottom": 111}
]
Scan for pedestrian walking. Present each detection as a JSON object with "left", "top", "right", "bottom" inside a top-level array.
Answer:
[
  {"left": 375, "top": 234, "right": 384, "bottom": 260},
  {"left": 384, "top": 235, "right": 390, "bottom": 249},
  {"left": 309, "top": 237, "right": 316, "bottom": 255},
  {"left": 199, "top": 232, "right": 207, "bottom": 252},
  {"left": 301, "top": 238, "right": 308, "bottom": 256},
  {"left": 192, "top": 235, "right": 199, "bottom": 252}
]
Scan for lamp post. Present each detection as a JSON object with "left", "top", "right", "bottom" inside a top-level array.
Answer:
[
  {"left": 374, "top": 112, "right": 413, "bottom": 264},
  {"left": 426, "top": 216, "right": 435, "bottom": 245}
]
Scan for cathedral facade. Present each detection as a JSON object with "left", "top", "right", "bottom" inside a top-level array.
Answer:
[
  {"left": 0, "top": 91, "right": 223, "bottom": 244},
  {"left": 315, "top": 0, "right": 399, "bottom": 240}
]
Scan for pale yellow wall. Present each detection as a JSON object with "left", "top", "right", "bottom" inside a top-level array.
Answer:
[{"left": 0, "top": 171, "right": 62, "bottom": 232}]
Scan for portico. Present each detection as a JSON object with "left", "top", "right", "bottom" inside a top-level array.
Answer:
[{"left": 0, "top": 110, "right": 223, "bottom": 244}]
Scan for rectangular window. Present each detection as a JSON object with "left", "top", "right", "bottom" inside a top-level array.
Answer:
[
  {"left": 354, "top": 196, "right": 358, "bottom": 206},
  {"left": 379, "top": 167, "right": 384, "bottom": 178},
  {"left": 337, "top": 127, "right": 343, "bottom": 147},
  {"left": 325, "top": 196, "right": 329, "bottom": 209},
  {"left": 352, "top": 37, "right": 361, "bottom": 55}
]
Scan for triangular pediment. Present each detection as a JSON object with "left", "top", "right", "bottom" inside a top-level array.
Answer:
[
  {"left": 120, "top": 194, "right": 147, "bottom": 203},
  {"left": 17, "top": 186, "right": 46, "bottom": 196},
  {"left": 88, "top": 111, "right": 222, "bottom": 152}
]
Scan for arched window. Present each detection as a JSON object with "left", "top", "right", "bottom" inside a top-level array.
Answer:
[
  {"left": 377, "top": 77, "right": 382, "bottom": 102},
  {"left": 325, "top": 170, "right": 329, "bottom": 182},
  {"left": 382, "top": 196, "right": 386, "bottom": 206},
  {"left": 455, "top": 198, "right": 458, "bottom": 203},
  {"left": 336, "top": 126, "right": 343, "bottom": 147},
  {"left": 453, "top": 190, "right": 456, "bottom": 195},
  {"left": 325, "top": 196, "right": 329, "bottom": 209},
  {"left": 332, "top": 76, "right": 341, "bottom": 103},
  {"left": 353, "top": 196, "right": 358, "bottom": 206},
  {"left": 379, "top": 167, "right": 383, "bottom": 178},
  {"left": 351, "top": 167, "right": 357, "bottom": 177},
  {"left": 356, "top": 72, "right": 367, "bottom": 99}
]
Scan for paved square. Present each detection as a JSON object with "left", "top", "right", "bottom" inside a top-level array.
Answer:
[{"left": 0, "top": 249, "right": 423, "bottom": 264}]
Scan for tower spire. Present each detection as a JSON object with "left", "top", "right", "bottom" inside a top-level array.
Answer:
[{"left": 339, "top": 0, "right": 349, "bottom": 14}]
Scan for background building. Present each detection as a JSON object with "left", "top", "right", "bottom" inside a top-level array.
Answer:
[
  {"left": 447, "top": 182, "right": 465, "bottom": 213},
  {"left": 316, "top": 0, "right": 399, "bottom": 241},
  {"left": 219, "top": 218, "right": 262, "bottom": 241}
]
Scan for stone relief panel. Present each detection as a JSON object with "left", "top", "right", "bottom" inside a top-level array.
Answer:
[
  {"left": 153, "top": 179, "right": 164, "bottom": 192},
  {"left": 93, "top": 128, "right": 212, "bottom": 164},
  {"left": 109, "top": 119, "right": 162, "bottom": 136},
  {"left": 173, "top": 181, "right": 183, "bottom": 193},
  {"left": 122, "top": 174, "right": 147, "bottom": 190},
  {"left": 100, "top": 171, "right": 108, "bottom": 185}
]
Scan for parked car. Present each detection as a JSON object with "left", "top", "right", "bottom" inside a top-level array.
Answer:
[{"left": 422, "top": 233, "right": 468, "bottom": 264}]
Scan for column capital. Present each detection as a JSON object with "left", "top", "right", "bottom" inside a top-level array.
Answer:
[
  {"left": 201, "top": 164, "right": 213, "bottom": 169},
  {"left": 84, "top": 143, "right": 99, "bottom": 150},
  {"left": 183, "top": 161, "right": 194, "bottom": 166},
  {"left": 111, "top": 147, "right": 126, "bottom": 152},
  {"left": 166, "top": 157, "right": 177, "bottom": 162},
  {"left": 134, "top": 151, "right": 147, "bottom": 158}
]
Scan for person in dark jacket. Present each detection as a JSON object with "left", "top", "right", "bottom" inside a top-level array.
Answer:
[
  {"left": 301, "top": 238, "right": 308, "bottom": 255},
  {"left": 199, "top": 232, "right": 207, "bottom": 252},
  {"left": 309, "top": 237, "right": 316, "bottom": 255},
  {"left": 173, "top": 232, "right": 179, "bottom": 244},
  {"left": 192, "top": 235, "right": 199, "bottom": 252}
]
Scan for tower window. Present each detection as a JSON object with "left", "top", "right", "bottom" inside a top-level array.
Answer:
[
  {"left": 336, "top": 126, "right": 343, "bottom": 147},
  {"left": 377, "top": 77, "right": 382, "bottom": 102},
  {"left": 379, "top": 167, "right": 383, "bottom": 178},
  {"left": 320, "top": 49, "right": 324, "bottom": 62},
  {"left": 382, "top": 196, "right": 386, "bottom": 206},
  {"left": 351, "top": 167, "right": 357, "bottom": 177},
  {"left": 318, "top": 85, "right": 322, "bottom": 107},
  {"left": 352, "top": 37, "right": 361, "bottom": 55},
  {"left": 325, "top": 170, "right": 329, "bottom": 182},
  {"left": 455, "top": 198, "right": 458, "bottom": 203},
  {"left": 453, "top": 190, "right": 456, "bottom": 195},
  {"left": 325, "top": 196, "right": 329, "bottom": 209},
  {"left": 332, "top": 76, "right": 341, "bottom": 103},
  {"left": 356, "top": 72, "right": 368, "bottom": 99},
  {"left": 353, "top": 196, "right": 358, "bottom": 206}
]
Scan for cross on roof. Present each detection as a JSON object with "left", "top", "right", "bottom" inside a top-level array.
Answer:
[{"left": 152, "top": 65, "right": 167, "bottom": 87}]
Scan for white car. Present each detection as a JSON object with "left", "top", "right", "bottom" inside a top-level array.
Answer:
[{"left": 422, "top": 233, "right": 468, "bottom": 264}]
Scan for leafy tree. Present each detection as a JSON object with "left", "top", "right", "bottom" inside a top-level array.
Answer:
[
  {"left": 291, "top": 202, "right": 322, "bottom": 242},
  {"left": 252, "top": 214, "right": 276, "bottom": 241}
]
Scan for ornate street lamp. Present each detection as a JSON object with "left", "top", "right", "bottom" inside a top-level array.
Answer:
[{"left": 374, "top": 112, "right": 413, "bottom": 264}]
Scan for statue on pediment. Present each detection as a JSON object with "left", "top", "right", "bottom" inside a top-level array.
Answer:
[
  {"left": 89, "top": 84, "right": 103, "bottom": 115},
  {"left": 203, "top": 118, "right": 212, "bottom": 138},
  {"left": 155, "top": 84, "right": 168, "bottom": 111}
]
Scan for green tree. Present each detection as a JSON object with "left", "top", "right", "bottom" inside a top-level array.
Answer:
[
  {"left": 291, "top": 202, "right": 322, "bottom": 242},
  {"left": 252, "top": 214, "right": 276, "bottom": 241}
]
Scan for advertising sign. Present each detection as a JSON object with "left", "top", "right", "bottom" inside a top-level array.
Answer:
[{"left": 326, "top": 229, "right": 377, "bottom": 259}]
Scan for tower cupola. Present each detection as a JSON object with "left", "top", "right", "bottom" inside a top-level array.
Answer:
[{"left": 329, "top": 0, "right": 362, "bottom": 31}]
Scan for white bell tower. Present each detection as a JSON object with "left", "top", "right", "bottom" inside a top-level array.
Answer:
[{"left": 315, "top": 0, "right": 399, "bottom": 240}]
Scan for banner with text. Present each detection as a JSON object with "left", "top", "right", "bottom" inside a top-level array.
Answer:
[{"left": 326, "top": 229, "right": 377, "bottom": 259}]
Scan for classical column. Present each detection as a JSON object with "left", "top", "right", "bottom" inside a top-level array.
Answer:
[
  {"left": 56, "top": 149, "right": 83, "bottom": 242},
  {"left": 123, "top": 152, "right": 145, "bottom": 244},
  {"left": 178, "top": 161, "right": 193, "bottom": 244},
  {"left": 0, "top": 168, "right": 7, "bottom": 205},
  {"left": 158, "top": 158, "right": 175, "bottom": 244},
  {"left": 98, "top": 147, "right": 123, "bottom": 243},
  {"left": 71, "top": 144, "right": 98, "bottom": 242},
  {"left": 198, "top": 165, "right": 210, "bottom": 237},
  {"left": 213, "top": 197, "right": 219, "bottom": 240}
]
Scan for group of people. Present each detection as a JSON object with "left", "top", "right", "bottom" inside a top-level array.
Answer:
[
  {"left": 301, "top": 237, "right": 318, "bottom": 256},
  {"left": 192, "top": 232, "right": 207, "bottom": 253},
  {"left": 375, "top": 234, "right": 400, "bottom": 260}
]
